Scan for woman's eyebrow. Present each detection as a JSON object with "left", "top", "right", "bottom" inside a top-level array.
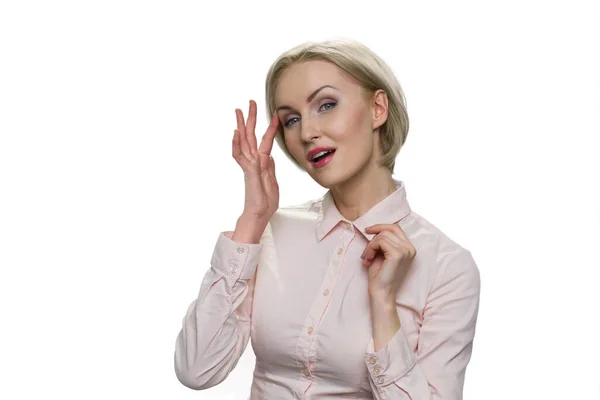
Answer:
[{"left": 276, "top": 85, "right": 337, "bottom": 112}]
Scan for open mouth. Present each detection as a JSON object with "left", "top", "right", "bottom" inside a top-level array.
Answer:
[
  {"left": 312, "top": 150, "right": 335, "bottom": 162},
  {"left": 311, "top": 150, "right": 336, "bottom": 167}
]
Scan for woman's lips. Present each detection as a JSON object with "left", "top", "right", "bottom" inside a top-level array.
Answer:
[{"left": 312, "top": 150, "right": 335, "bottom": 168}]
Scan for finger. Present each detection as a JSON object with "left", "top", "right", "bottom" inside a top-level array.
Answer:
[
  {"left": 262, "top": 153, "right": 275, "bottom": 175},
  {"left": 362, "top": 234, "right": 400, "bottom": 266},
  {"left": 268, "top": 154, "right": 276, "bottom": 177},
  {"left": 363, "top": 238, "right": 382, "bottom": 264},
  {"left": 235, "top": 108, "right": 245, "bottom": 136},
  {"left": 373, "top": 230, "right": 404, "bottom": 248},
  {"left": 246, "top": 100, "right": 258, "bottom": 153},
  {"left": 365, "top": 223, "right": 409, "bottom": 241},
  {"left": 362, "top": 240, "right": 382, "bottom": 267},
  {"left": 363, "top": 241, "right": 386, "bottom": 267},
  {"left": 232, "top": 129, "right": 242, "bottom": 161},
  {"left": 240, "top": 127, "right": 253, "bottom": 162},
  {"left": 258, "top": 111, "right": 280, "bottom": 155},
  {"left": 361, "top": 236, "right": 380, "bottom": 265},
  {"left": 361, "top": 231, "right": 385, "bottom": 259},
  {"left": 236, "top": 109, "right": 252, "bottom": 161},
  {"left": 262, "top": 155, "right": 278, "bottom": 189},
  {"left": 232, "top": 128, "right": 250, "bottom": 165},
  {"left": 366, "top": 225, "right": 415, "bottom": 261},
  {"left": 269, "top": 155, "right": 278, "bottom": 185}
]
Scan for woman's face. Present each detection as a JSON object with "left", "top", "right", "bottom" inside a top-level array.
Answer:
[{"left": 274, "top": 60, "right": 387, "bottom": 189}]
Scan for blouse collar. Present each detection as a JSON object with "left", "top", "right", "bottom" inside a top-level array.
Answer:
[{"left": 315, "top": 178, "right": 412, "bottom": 242}]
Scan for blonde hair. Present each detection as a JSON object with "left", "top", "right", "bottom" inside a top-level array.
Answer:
[{"left": 264, "top": 39, "right": 409, "bottom": 174}]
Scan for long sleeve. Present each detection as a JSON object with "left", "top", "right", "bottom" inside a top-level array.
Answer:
[
  {"left": 364, "top": 250, "right": 481, "bottom": 400},
  {"left": 174, "top": 230, "right": 263, "bottom": 390}
]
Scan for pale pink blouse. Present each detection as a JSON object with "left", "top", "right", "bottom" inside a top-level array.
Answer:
[{"left": 174, "top": 179, "right": 481, "bottom": 399}]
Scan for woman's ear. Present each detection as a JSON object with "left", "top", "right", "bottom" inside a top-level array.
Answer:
[{"left": 371, "top": 89, "right": 389, "bottom": 131}]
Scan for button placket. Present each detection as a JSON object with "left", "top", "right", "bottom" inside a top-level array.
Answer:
[{"left": 296, "top": 228, "right": 353, "bottom": 383}]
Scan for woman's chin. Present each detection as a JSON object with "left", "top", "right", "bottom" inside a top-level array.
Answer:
[{"left": 309, "top": 171, "right": 345, "bottom": 190}]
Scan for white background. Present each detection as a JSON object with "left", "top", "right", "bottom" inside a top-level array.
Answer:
[{"left": 1, "top": 1, "right": 598, "bottom": 399}]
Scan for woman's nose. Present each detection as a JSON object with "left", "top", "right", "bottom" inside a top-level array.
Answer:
[{"left": 300, "top": 120, "right": 322, "bottom": 142}]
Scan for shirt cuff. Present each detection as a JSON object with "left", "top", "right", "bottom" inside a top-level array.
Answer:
[
  {"left": 364, "top": 327, "right": 416, "bottom": 386},
  {"left": 210, "top": 231, "right": 263, "bottom": 280}
]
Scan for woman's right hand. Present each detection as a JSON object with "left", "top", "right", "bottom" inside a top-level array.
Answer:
[{"left": 233, "top": 100, "right": 280, "bottom": 223}]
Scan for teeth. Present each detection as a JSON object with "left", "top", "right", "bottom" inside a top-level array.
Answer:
[{"left": 312, "top": 150, "right": 332, "bottom": 160}]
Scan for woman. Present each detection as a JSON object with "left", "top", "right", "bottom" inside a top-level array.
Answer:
[{"left": 174, "top": 39, "right": 481, "bottom": 399}]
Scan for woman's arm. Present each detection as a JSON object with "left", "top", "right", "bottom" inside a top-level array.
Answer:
[
  {"left": 365, "top": 250, "right": 481, "bottom": 399},
  {"left": 173, "top": 218, "right": 266, "bottom": 390}
]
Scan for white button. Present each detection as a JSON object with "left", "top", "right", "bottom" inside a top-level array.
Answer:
[
  {"left": 337, "top": 248, "right": 343, "bottom": 255},
  {"left": 232, "top": 268, "right": 238, "bottom": 274},
  {"left": 307, "top": 327, "right": 314, "bottom": 334},
  {"left": 373, "top": 367, "right": 380, "bottom": 375},
  {"left": 377, "top": 376, "right": 384, "bottom": 384},
  {"left": 237, "top": 246, "right": 244, "bottom": 254},
  {"left": 368, "top": 356, "right": 376, "bottom": 365},
  {"left": 345, "top": 222, "right": 353, "bottom": 230},
  {"left": 322, "top": 289, "right": 329, "bottom": 296}
]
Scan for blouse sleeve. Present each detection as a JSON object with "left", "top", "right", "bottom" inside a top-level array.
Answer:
[
  {"left": 364, "top": 250, "right": 481, "bottom": 400},
  {"left": 174, "top": 230, "right": 263, "bottom": 390}
]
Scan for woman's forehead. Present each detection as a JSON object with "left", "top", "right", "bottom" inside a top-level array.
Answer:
[{"left": 275, "top": 61, "right": 358, "bottom": 104}]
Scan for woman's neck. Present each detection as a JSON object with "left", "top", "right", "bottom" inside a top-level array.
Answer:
[{"left": 330, "top": 165, "right": 397, "bottom": 222}]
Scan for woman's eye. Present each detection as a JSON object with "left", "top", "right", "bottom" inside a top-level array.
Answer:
[
  {"left": 284, "top": 117, "right": 300, "bottom": 127},
  {"left": 283, "top": 102, "right": 336, "bottom": 128},
  {"left": 319, "top": 102, "right": 336, "bottom": 111}
]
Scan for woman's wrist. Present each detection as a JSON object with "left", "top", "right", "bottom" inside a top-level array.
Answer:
[
  {"left": 231, "top": 213, "right": 268, "bottom": 244},
  {"left": 369, "top": 294, "right": 401, "bottom": 352}
]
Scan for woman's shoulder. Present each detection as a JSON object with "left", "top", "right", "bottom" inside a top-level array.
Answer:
[
  {"left": 405, "top": 210, "right": 479, "bottom": 285},
  {"left": 272, "top": 195, "right": 326, "bottom": 221},
  {"left": 405, "top": 211, "right": 470, "bottom": 253}
]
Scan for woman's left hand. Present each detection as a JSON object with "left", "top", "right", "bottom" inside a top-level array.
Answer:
[{"left": 361, "top": 223, "right": 417, "bottom": 300}]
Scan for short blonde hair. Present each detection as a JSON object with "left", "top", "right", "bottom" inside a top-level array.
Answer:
[{"left": 264, "top": 39, "right": 409, "bottom": 174}]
